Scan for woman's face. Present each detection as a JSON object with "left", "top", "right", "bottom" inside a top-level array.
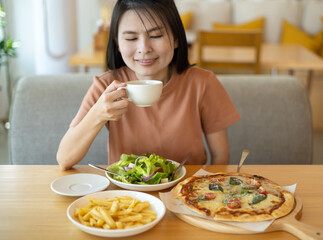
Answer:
[{"left": 117, "top": 10, "right": 177, "bottom": 83}]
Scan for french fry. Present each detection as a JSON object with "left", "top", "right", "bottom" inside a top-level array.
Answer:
[
  {"left": 89, "top": 218, "right": 96, "bottom": 227},
  {"left": 82, "top": 211, "right": 92, "bottom": 221},
  {"left": 89, "top": 207, "right": 104, "bottom": 221},
  {"left": 116, "top": 221, "right": 123, "bottom": 229},
  {"left": 77, "top": 214, "right": 90, "bottom": 227},
  {"left": 133, "top": 201, "right": 150, "bottom": 212},
  {"left": 96, "top": 219, "right": 105, "bottom": 227},
  {"left": 103, "top": 224, "right": 111, "bottom": 229},
  {"left": 110, "top": 200, "right": 119, "bottom": 214},
  {"left": 74, "top": 196, "right": 156, "bottom": 230},
  {"left": 98, "top": 207, "right": 116, "bottom": 229},
  {"left": 118, "top": 214, "right": 143, "bottom": 222},
  {"left": 88, "top": 197, "right": 113, "bottom": 207},
  {"left": 124, "top": 222, "right": 143, "bottom": 229}
]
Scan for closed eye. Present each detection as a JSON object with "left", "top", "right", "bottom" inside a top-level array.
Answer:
[{"left": 150, "top": 35, "right": 162, "bottom": 39}]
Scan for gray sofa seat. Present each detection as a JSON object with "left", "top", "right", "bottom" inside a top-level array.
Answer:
[
  {"left": 218, "top": 75, "right": 312, "bottom": 164},
  {"left": 9, "top": 74, "right": 312, "bottom": 165},
  {"left": 9, "top": 74, "right": 108, "bottom": 165}
]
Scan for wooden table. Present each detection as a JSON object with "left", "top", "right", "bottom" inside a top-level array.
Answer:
[
  {"left": 259, "top": 44, "right": 323, "bottom": 92},
  {"left": 192, "top": 43, "right": 323, "bottom": 92},
  {"left": 69, "top": 44, "right": 106, "bottom": 72},
  {"left": 1, "top": 165, "right": 323, "bottom": 240},
  {"left": 70, "top": 43, "right": 323, "bottom": 92}
]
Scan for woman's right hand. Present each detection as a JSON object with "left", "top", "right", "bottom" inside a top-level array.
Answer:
[
  {"left": 92, "top": 80, "right": 129, "bottom": 122},
  {"left": 56, "top": 80, "right": 129, "bottom": 170}
]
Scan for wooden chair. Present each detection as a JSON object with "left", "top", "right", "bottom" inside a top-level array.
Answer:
[{"left": 197, "top": 30, "right": 262, "bottom": 74}]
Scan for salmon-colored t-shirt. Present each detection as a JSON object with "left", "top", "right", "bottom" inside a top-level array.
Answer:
[{"left": 70, "top": 66, "right": 240, "bottom": 164}]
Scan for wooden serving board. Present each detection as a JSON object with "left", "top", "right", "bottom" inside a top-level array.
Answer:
[{"left": 174, "top": 194, "right": 323, "bottom": 239}]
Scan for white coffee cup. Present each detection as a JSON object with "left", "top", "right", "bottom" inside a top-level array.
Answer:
[{"left": 118, "top": 80, "right": 163, "bottom": 107}]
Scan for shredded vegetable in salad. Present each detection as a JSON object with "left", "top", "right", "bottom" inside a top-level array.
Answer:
[{"left": 107, "top": 153, "right": 178, "bottom": 184}]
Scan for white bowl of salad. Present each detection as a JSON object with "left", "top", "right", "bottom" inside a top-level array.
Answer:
[{"left": 105, "top": 153, "right": 186, "bottom": 191}]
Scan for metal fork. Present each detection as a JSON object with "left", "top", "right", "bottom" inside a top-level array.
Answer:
[
  {"left": 88, "top": 164, "right": 121, "bottom": 176},
  {"left": 237, "top": 149, "right": 250, "bottom": 173},
  {"left": 171, "top": 152, "right": 192, "bottom": 180}
]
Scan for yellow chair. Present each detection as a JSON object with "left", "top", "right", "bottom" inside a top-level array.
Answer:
[{"left": 197, "top": 30, "right": 263, "bottom": 74}]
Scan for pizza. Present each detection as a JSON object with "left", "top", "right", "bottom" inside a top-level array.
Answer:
[{"left": 174, "top": 172, "right": 295, "bottom": 222}]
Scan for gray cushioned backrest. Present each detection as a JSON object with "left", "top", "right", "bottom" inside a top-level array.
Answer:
[
  {"left": 217, "top": 75, "right": 313, "bottom": 164},
  {"left": 9, "top": 74, "right": 312, "bottom": 165},
  {"left": 9, "top": 74, "right": 108, "bottom": 165}
]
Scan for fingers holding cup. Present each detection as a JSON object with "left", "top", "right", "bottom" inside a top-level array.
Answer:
[{"left": 102, "top": 91, "right": 129, "bottom": 121}]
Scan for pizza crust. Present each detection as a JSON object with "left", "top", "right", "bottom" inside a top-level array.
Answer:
[
  {"left": 174, "top": 172, "right": 295, "bottom": 222},
  {"left": 174, "top": 177, "right": 209, "bottom": 217},
  {"left": 271, "top": 191, "right": 295, "bottom": 219}
]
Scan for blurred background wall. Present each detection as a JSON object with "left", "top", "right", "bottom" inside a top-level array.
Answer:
[
  {"left": 0, "top": 0, "right": 116, "bottom": 119},
  {"left": 0, "top": 0, "right": 322, "bottom": 130}
]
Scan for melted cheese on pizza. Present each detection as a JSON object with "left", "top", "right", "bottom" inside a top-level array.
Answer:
[{"left": 181, "top": 174, "right": 286, "bottom": 217}]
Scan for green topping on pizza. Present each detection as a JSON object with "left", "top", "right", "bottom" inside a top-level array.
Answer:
[{"left": 230, "top": 177, "right": 242, "bottom": 185}]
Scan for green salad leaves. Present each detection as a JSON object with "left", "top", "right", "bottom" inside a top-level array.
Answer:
[{"left": 108, "top": 153, "right": 177, "bottom": 185}]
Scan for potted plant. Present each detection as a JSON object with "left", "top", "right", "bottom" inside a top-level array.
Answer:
[{"left": 0, "top": 4, "right": 19, "bottom": 129}]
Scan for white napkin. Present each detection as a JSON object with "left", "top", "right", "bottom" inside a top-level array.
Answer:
[{"left": 159, "top": 168, "right": 297, "bottom": 232}]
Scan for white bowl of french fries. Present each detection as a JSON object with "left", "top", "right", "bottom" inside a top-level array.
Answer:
[{"left": 67, "top": 190, "right": 166, "bottom": 237}]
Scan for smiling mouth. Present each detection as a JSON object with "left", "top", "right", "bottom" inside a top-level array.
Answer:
[{"left": 136, "top": 58, "right": 158, "bottom": 64}]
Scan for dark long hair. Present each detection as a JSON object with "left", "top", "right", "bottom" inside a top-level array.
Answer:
[{"left": 106, "top": 0, "right": 191, "bottom": 74}]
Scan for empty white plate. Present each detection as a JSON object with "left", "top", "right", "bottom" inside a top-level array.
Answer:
[{"left": 51, "top": 173, "right": 110, "bottom": 196}]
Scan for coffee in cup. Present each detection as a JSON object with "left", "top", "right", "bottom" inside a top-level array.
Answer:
[{"left": 118, "top": 80, "right": 163, "bottom": 107}]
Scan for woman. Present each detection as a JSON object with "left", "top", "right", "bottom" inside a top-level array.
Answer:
[{"left": 57, "top": 0, "right": 240, "bottom": 170}]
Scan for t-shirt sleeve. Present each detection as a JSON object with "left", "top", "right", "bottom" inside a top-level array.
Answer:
[
  {"left": 200, "top": 72, "right": 240, "bottom": 133},
  {"left": 69, "top": 75, "right": 109, "bottom": 127}
]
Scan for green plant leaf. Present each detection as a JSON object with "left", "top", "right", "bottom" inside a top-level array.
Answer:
[
  {"left": 0, "top": 6, "right": 19, "bottom": 61},
  {"left": 0, "top": 39, "right": 4, "bottom": 49}
]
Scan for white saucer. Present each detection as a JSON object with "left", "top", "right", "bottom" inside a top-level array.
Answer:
[{"left": 51, "top": 173, "right": 110, "bottom": 196}]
